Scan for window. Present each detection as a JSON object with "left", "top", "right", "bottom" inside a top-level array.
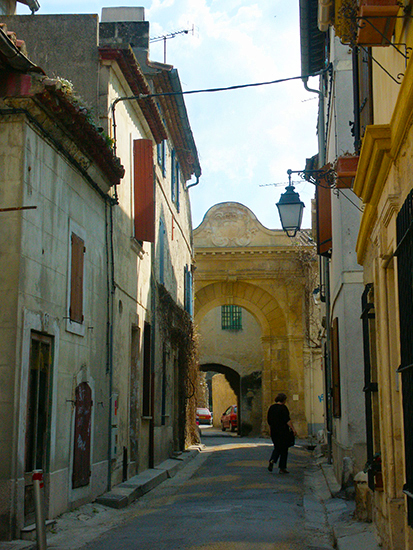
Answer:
[
  {"left": 331, "top": 317, "right": 341, "bottom": 418},
  {"left": 221, "top": 305, "right": 242, "bottom": 330},
  {"left": 171, "top": 149, "right": 180, "bottom": 212},
  {"left": 134, "top": 139, "right": 155, "bottom": 243}
]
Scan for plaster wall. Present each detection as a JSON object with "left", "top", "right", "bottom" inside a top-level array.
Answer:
[
  {"left": 0, "top": 116, "right": 112, "bottom": 537},
  {"left": 324, "top": 35, "right": 366, "bottom": 484}
]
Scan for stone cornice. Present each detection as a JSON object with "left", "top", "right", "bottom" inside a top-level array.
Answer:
[
  {"left": 195, "top": 247, "right": 311, "bottom": 256},
  {"left": 353, "top": 45, "right": 413, "bottom": 263}
]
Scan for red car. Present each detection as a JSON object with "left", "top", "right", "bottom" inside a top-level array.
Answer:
[
  {"left": 196, "top": 407, "right": 212, "bottom": 425},
  {"left": 221, "top": 405, "right": 237, "bottom": 432}
]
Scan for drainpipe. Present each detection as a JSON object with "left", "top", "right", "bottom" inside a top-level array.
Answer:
[
  {"left": 186, "top": 174, "right": 200, "bottom": 190},
  {"left": 302, "top": 71, "right": 333, "bottom": 464}
]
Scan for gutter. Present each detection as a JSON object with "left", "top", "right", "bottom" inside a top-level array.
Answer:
[
  {"left": 0, "top": 25, "right": 43, "bottom": 73},
  {"left": 17, "top": 0, "right": 40, "bottom": 14},
  {"left": 169, "top": 69, "right": 202, "bottom": 181}
]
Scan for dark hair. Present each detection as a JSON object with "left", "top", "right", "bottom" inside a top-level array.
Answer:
[{"left": 275, "top": 392, "right": 287, "bottom": 403}]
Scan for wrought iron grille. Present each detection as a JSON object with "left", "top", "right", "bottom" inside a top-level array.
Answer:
[
  {"left": 396, "top": 188, "right": 413, "bottom": 526},
  {"left": 221, "top": 305, "right": 242, "bottom": 330},
  {"left": 361, "top": 284, "right": 378, "bottom": 491}
]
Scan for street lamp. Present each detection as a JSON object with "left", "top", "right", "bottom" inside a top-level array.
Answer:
[{"left": 276, "top": 170, "right": 305, "bottom": 237}]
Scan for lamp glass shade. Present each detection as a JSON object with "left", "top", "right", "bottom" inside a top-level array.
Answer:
[{"left": 276, "top": 185, "right": 305, "bottom": 237}]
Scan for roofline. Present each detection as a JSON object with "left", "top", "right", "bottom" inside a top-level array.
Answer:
[{"left": 99, "top": 46, "right": 167, "bottom": 144}]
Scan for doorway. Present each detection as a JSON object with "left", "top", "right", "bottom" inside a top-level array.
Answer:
[{"left": 24, "top": 332, "right": 53, "bottom": 525}]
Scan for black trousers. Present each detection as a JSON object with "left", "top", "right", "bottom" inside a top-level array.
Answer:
[{"left": 270, "top": 443, "right": 288, "bottom": 469}]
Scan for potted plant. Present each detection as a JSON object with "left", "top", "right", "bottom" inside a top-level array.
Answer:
[
  {"left": 357, "top": 0, "right": 400, "bottom": 46},
  {"left": 335, "top": 154, "right": 359, "bottom": 189}
]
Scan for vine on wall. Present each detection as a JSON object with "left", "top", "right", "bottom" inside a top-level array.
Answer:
[{"left": 157, "top": 284, "right": 200, "bottom": 448}]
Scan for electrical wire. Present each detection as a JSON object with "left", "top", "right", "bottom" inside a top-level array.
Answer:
[{"left": 113, "top": 69, "right": 326, "bottom": 105}]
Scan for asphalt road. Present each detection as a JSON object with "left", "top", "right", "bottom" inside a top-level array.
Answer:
[{"left": 82, "top": 431, "right": 332, "bottom": 550}]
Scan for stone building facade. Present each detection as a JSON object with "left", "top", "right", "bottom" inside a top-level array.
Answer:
[{"left": 194, "top": 202, "right": 324, "bottom": 438}]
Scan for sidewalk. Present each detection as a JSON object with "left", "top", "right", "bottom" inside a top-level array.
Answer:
[
  {"left": 313, "top": 458, "right": 383, "bottom": 550},
  {"left": 0, "top": 446, "right": 203, "bottom": 550}
]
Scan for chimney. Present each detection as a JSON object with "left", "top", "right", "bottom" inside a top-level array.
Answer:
[{"left": 101, "top": 7, "right": 145, "bottom": 23}]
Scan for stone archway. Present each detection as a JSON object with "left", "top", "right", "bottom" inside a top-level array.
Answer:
[{"left": 194, "top": 202, "right": 320, "bottom": 437}]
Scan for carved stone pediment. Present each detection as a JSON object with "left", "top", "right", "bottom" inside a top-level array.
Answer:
[{"left": 202, "top": 204, "right": 258, "bottom": 247}]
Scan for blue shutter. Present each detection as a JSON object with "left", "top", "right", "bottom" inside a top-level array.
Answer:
[
  {"left": 171, "top": 149, "right": 176, "bottom": 203},
  {"left": 159, "top": 218, "right": 165, "bottom": 284}
]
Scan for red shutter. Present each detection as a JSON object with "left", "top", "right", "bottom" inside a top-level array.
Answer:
[
  {"left": 316, "top": 174, "right": 332, "bottom": 257},
  {"left": 134, "top": 139, "right": 155, "bottom": 243},
  {"left": 70, "top": 233, "right": 85, "bottom": 323}
]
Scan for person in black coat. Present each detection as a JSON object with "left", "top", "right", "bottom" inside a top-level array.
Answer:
[{"left": 267, "top": 392, "right": 297, "bottom": 474}]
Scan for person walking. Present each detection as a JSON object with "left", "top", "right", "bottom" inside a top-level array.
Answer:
[{"left": 267, "top": 392, "right": 297, "bottom": 474}]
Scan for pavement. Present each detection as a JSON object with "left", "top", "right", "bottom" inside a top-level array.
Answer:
[
  {"left": 0, "top": 429, "right": 383, "bottom": 550},
  {"left": 307, "top": 453, "right": 382, "bottom": 550}
]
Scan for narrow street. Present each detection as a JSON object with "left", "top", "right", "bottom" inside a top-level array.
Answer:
[{"left": 80, "top": 430, "right": 334, "bottom": 550}]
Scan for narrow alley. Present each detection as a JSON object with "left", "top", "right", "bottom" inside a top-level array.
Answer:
[{"left": 53, "top": 432, "right": 336, "bottom": 550}]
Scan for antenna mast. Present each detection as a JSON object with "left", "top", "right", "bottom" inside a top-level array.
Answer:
[{"left": 150, "top": 26, "right": 194, "bottom": 63}]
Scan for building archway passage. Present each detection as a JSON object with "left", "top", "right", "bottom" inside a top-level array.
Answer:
[
  {"left": 200, "top": 363, "right": 262, "bottom": 436},
  {"left": 194, "top": 202, "right": 324, "bottom": 438}
]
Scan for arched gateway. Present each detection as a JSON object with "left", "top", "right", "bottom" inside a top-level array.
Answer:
[{"left": 194, "top": 202, "right": 322, "bottom": 437}]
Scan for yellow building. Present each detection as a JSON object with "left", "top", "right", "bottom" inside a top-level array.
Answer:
[
  {"left": 311, "top": 0, "right": 413, "bottom": 547},
  {"left": 194, "top": 202, "right": 324, "bottom": 439}
]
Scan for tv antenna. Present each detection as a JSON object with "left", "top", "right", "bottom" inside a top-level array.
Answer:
[{"left": 150, "top": 26, "right": 195, "bottom": 63}]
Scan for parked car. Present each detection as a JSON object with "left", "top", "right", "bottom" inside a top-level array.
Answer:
[
  {"left": 196, "top": 407, "right": 212, "bottom": 425},
  {"left": 221, "top": 405, "right": 237, "bottom": 432}
]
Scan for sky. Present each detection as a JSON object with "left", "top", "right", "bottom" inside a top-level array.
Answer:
[{"left": 17, "top": 0, "right": 320, "bottom": 230}]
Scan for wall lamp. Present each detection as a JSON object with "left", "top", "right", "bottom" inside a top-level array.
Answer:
[{"left": 276, "top": 168, "right": 333, "bottom": 237}]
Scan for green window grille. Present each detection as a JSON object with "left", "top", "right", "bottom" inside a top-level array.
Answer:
[{"left": 221, "top": 305, "right": 242, "bottom": 330}]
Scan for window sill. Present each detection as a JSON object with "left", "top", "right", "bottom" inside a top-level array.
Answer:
[
  {"left": 141, "top": 416, "right": 153, "bottom": 420},
  {"left": 130, "top": 237, "right": 145, "bottom": 258}
]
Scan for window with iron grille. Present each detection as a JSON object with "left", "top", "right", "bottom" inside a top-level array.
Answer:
[
  {"left": 396, "top": 188, "right": 413, "bottom": 526},
  {"left": 221, "top": 305, "right": 242, "bottom": 330}
]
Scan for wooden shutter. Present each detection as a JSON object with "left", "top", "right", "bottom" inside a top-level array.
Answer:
[
  {"left": 134, "top": 139, "right": 155, "bottom": 242},
  {"left": 72, "top": 382, "right": 92, "bottom": 488},
  {"left": 315, "top": 174, "right": 332, "bottom": 257},
  {"left": 331, "top": 317, "right": 341, "bottom": 417},
  {"left": 70, "top": 233, "right": 85, "bottom": 323}
]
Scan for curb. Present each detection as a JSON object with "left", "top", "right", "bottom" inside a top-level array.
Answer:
[
  {"left": 95, "top": 448, "right": 201, "bottom": 509},
  {"left": 318, "top": 461, "right": 382, "bottom": 550}
]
